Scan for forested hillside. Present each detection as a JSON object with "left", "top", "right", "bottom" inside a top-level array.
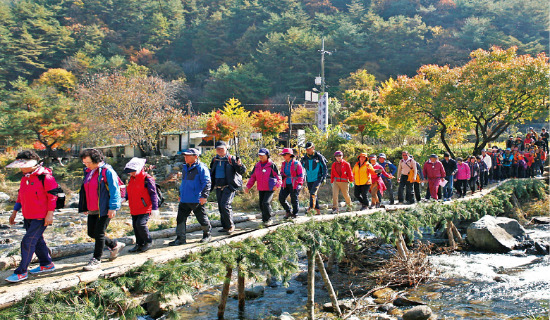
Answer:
[{"left": 1, "top": 0, "right": 547, "bottom": 109}]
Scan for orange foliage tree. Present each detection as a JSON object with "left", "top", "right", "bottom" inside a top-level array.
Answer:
[
  {"left": 204, "top": 111, "right": 237, "bottom": 142},
  {"left": 252, "top": 110, "right": 288, "bottom": 139}
]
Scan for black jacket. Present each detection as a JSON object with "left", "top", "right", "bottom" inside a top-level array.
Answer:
[
  {"left": 210, "top": 154, "right": 246, "bottom": 191},
  {"left": 441, "top": 158, "right": 457, "bottom": 176}
]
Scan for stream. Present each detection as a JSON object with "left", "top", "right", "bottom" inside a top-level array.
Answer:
[{"left": 167, "top": 224, "right": 550, "bottom": 320}]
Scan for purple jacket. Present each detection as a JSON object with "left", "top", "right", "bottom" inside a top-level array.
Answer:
[
  {"left": 280, "top": 159, "right": 304, "bottom": 190},
  {"left": 246, "top": 160, "right": 282, "bottom": 191},
  {"left": 456, "top": 162, "right": 471, "bottom": 180}
]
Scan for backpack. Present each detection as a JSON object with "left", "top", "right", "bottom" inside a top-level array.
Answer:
[
  {"left": 100, "top": 168, "right": 127, "bottom": 199},
  {"left": 38, "top": 174, "right": 65, "bottom": 209},
  {"left": 145, "top": 175, "right": 165, "bottom": 207}
]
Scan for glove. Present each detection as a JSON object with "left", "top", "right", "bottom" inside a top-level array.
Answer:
[
  {"left": 150, "top": 210, "right": 160, "bottom": 219},
  {"left": 296, "top": 185, "right": 303, "bottom": 191}
]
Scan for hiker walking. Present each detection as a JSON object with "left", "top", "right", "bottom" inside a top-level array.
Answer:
[
  {"left": 352, "top": 153, "right": 375, "bottom": 210},
  {"left": 397, "top": 151, "right": 417, "bottom": 204},
  {"left": 244, "top": 148, "right": 281, "bottom": 225},
  {"left": 5, "top": 151, "right": 57, "bottom": 283},
  {"left": 123, "top": 157, "right": 159, "bottom": 253},
  {"left": 209, "top": 141, "right": 246, "bottom": 234},
  {"left": 78, "top": 148, "right": 125, "bottom": 271},
  {"left": 378, "top": 153, "right": 397, "bottom": 205},
  {"left": 422, "top": 154, "right": 446, "bottom": 201},
  {"left": 330, "top": 151, "right": 354, "bottom": 213},
  {"left": 300, "top": 142, "right": 328, "bottom": 215},
  {"left": 169, "top": 148, "right": 212, "bottom": 246},
  {"left": 279, "top": 148, "right": 304, "bottom": 219}
]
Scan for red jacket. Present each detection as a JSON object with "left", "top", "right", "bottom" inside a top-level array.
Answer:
[
  {"left": 126, "top": 171, "right": 157, "bottom": 215},
  {"left": 423, "top": 160, "right": 447, "bottom": 179},
  {"left": 16, "top": 166, "right": 57, "bottom": 219},
  {"left": 331, "top": 160, "right": 354, "bottom": 183}
]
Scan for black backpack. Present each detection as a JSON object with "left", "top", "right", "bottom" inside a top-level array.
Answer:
[
  {"left": 38, "top": 174, "right": 66, "bottom": 209},
  {"left": 145, "top": 175, "right": 165, "bottom": 207}
]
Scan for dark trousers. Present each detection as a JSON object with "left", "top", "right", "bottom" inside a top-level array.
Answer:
[
  {"left": 413, "top": 182, "right": 421, "bottom": 202},
  {"left": 481, "top": 171, "right": 489, "bottom": 186},
  {"left": 176, "top": 202, "right": 211, "bottom": 239},
  {"left": 518, "top": 166, "right": 525, "bottom": 178},
  {"left": 382, "top": 177, "right": 394, "bottom": 204},
  {"left": 502, "top": 166, "right": 511, "bottom": 179},
  {"left": 15, "top": 219, "right": 52, "bottom": 274},
  {"left": 279, "top": 184, "right": 299, "bottom": 215},
  {"left": 132, "top": 214, "right": 151, "bottom": 246},
  {"left": 442, "top": 175, "right": 454, "bottom": 199},
  {"left": 258, "top": 191, "right": 274, "bottom": 222},
  {"left": 469, "top": 177, "right": 478, "bottom": 193},
  {"left": 87, "top": 214, "right": 116, "bottom": 260},
  {"left": 307, "top": 180, "right": 322, "bottom": 209},
  {"left": 354, "top": 184, "right": 370, "bottom": 206},
  {"left": 455, "top": 179, "right": 468, "bottom": 197},
  {"left": 511, "top": 163, "right": 519, "bottom": 178},
  {"left": 216, "top": 187, "right": 236, "bottom": 229},
  {"left": 493, "top": 166, "right": 501, "bottom": 181},
  {"left": 398, "top": 175, "right": 414, "bottom": 204}
]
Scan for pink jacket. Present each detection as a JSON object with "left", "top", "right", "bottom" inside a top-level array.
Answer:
[
  {"left": 280, "top": 159, "right": 304, "bottom": 190},
  {"left": 16, "top": 166, "right": 58, "bottom": 219},
  {"left": 455, "top": 162, "right": 471, "bottom": 180},
  {"left": 246, "top": 160, "right": 282, "bottom": 191},
  {"left": 423, "top": 160, "right": 446, "bottom": 179}
]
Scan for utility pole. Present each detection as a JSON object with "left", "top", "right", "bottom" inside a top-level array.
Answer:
[
  {"left": 287, "top": 96, "right": 296, "bottom": 148},
  {"left": 187, "top": 100, "right": 192, "bottom": 149},
  {"left": 319, "top": 38, "right": 332, "bottom": 94}
]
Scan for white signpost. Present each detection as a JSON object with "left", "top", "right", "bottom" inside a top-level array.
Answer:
[{"left": 317, "top": 93, "right": 329, "bottom": 132}]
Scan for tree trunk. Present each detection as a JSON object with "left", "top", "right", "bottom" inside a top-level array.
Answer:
[
  {"left": 449, "top": 221, "right": 464, "bottom": 244},
  {"left": 326, "top": 251, "right": 335, "bottom": 275},
  {"left": 315, "top": 252, "right": 341, "bottom": 316},
  {"left": 307, "top": 250, "right": 315, "bottom": 320},
  {"left": 238, "top": 265, "right": 245, "bottom": 312},
  {"left": 446, "top": 222, "right": 457, "bottom": 250},
  {"left": 439, "top": 126, "right": 454, "bottom": 158},
  {"left": 217, "top": 265, "right": 233, "bottom": 320}
]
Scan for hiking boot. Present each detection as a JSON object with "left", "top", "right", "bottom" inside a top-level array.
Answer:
[
  {"left": 360, "top": 205, "right": 367, "bottom": 211},
  {"left": 128, "top": 245, "right": 141, "bottom": 253},
  {"left": 109, "top": 242, "right": 125, "bottom": 261},
  {"left": 219, "top": 226, "right": 235, "bottom": 234},
  {"left": 315, "top": 209, "right": 321, "bottom": 215},
  {"left": 83, "top": 258, "right": 101, "bottom": 271},
  {"left": 137, "top": 243, "right": 152, "bottom": 252},
  {"left": 263, "top": 219, "right": 273, "bottom": 227},
  {"left": 200, "top": 226, "right": 212, "bottom": 243},
  {"left": 331, "top": 208, "right": 338, "bottom": 214},
  {"left": 168, "top": 237, "right": 186, "bottom": 246},
  {"left": 29, "top": 262, "right": 55, "bottom": 274},
  {"left": 283, "top": 211, "right": 292, "bottom": 220},
  {"left": 5, "top": 272, "right": 27, "bottom": 283}
]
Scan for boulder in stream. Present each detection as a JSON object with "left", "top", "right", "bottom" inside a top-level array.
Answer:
[
  {"left": 279, "top": 312, "right": 295, "bottom": 320},
  {"left": 466, "top": 216, "right": 528, "bottom": 253},
  {"left": 244, "top": 285, "right": 264, "bottom": 299},
  {"left": 403, "top": 305, "right": 433, "bottom": 320},
  {"left": 0, "top": 192, "right": 10, "bottom": 203}
]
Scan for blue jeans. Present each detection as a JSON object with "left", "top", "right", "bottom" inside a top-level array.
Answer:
[
  {"left": 15, "top": 219, "right": 52, "bottom": 274},
  {"left": 443, "top": 175, "right": 454, "bottom": 199}
]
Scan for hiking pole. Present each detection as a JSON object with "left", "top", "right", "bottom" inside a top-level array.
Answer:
[{"left": 234, "top": 132, "right": 240, "bottom": 161}]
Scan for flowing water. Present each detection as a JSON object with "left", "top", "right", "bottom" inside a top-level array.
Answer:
[{"left": 407, "top": 224, "right": 550, "bottom": 319}]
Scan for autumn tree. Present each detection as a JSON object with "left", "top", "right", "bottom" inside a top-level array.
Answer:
[
  {"left": 252, "top": 110, "right": 288, "bottom": 140},
  {"left": 343, "top": 110, "right": 387, "bottom": 144},
  {"left": 381, "top": 46, "right": 549, "bottom": 156},
  {"left": 0, "top": 79, "right": 80, "bottom": 156},
  {"left": 204, "top": 111, "right": 237, "bottom": 142},
  {"left": 78, "top": 73, "right": 182, "bottom": 155}
]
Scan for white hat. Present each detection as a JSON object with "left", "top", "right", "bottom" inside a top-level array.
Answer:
[
  {"left": 124, "top": 157, "right": 146, "bottom": 173},
  {"left": 6, "top": 159, "right": 38, "bottom": 168}
]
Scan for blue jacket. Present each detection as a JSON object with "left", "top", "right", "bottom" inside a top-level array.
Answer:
[
  {"left": 179, "top": 161, "right": 211, "bottom": 203},
  {"left": 78, "top": 163, "right": 122, "bottom": 217},
  {"left": 300, "top": 151, "right": 328, "bottom": 183},
  {"left": 378, "top": 160, "right": 397, "bottom": 178}
]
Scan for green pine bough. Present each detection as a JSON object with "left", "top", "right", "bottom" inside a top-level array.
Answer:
[{"left": 0, "top": 179, "right": 546, "bottom": 320}]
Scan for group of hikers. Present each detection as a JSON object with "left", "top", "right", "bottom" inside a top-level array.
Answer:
[{"left": 4, "top": 127, "right": 548, "bottom": 283}]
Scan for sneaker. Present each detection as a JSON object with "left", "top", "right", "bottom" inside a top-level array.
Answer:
[
  {"left": 128, "top": 245, "right": 141, "bottom": 253},
  {"left": 5, "top": 273, "right": 28, "bottom": 283},
  {"left": 200, "top": 234, "right": 212, "bottom": 243},
  {"left": 137, "top": 243, "right": 152, "bottom": 253},
  {"left": 168, "top": 238, "right": 186, "bottom": 246},
  {"left": 315, "top": 209, "right": 321, "bottom": 215},
  {"left": 262, "top": 219, "right": 273, "bottom": 227},
  {"left": 29, "top": 262, "right": 55, "bottom": 274},
  {"left": 83, "top": 258, "right": 101, "bottom": 271},
  {"left": 219, "top": 226, "right": 235, "bottom": 234},
  {"left": 283, "top": 211, "right": 292, "bottom": 220},
  {"left": 331, "top": 208, "right": 338, "bottom": 214},
  {"left": 109, "top": 242, "right": 125, "bottom": 261}
]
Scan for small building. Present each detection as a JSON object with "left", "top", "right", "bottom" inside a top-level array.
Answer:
[
  {"left": 160, "top": 130, "right": 209, "bottom": 156},
  {"left": 94, "top": 144, "right": 144, "bottom": 158}
]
